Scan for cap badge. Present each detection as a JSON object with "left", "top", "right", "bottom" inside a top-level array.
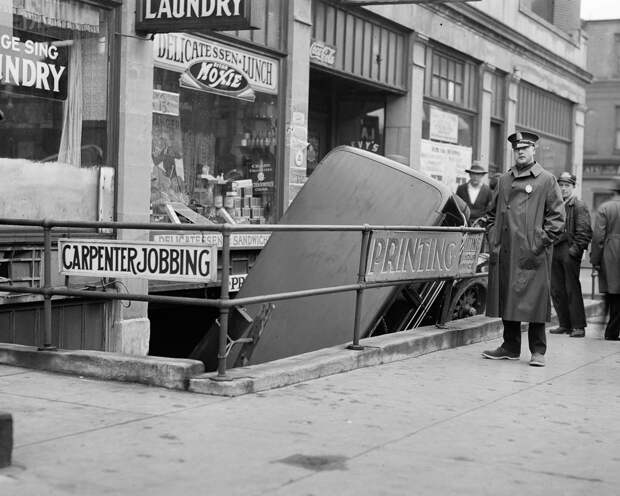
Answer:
[{"left": 525, "top": 184, "right": 533, "bottom": 194}]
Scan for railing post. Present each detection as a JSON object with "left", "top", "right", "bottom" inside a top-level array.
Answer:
[
  {"left": 39, "top": 221, "right": 56, "bottom": 351},
  {"left": 214, "top": 225, "right": 232, "bottom": 380},
  {"left": 349, "top": 225, "right": 371, "bottom": 351}
]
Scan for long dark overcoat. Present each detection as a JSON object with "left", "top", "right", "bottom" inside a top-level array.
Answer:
[
  {"left": 590, "top": 197, "right": 620, "bottom": 294},
  {"left": 486, "top": 162, "right": 565, "bottom": 322}
]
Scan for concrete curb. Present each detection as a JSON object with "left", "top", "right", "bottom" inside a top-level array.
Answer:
[
  {"left": 0, "top": 344, "right": 204, "bottom": 390},
  {"left": 0, "top": 300, "right": 605, "bottom": 394},
  {"left": 0, "top": 411, "right": 11, "bottom": 468},
  {"left": 189, "top": 299, "right": 605, "bottom": 396}
]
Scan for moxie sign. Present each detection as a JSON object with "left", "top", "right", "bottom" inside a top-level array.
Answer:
[
  {"left": 136, "top": 0, "right": 253, "bottom": 33},
  {"left": 180, "top": 58, "right": 255, "bottom": 101}
]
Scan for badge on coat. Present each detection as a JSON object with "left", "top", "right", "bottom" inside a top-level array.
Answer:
[{"left": 525, "top": 184, "right": 533, "bottom": 194}]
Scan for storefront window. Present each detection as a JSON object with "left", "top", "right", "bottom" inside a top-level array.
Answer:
[
  {"left": 0, "top": 0, "right": 112, "bottom": 223},
  {"left": 336, "top": 98, "right": 385, "bottom": 156},
  {"left": 151, "top": 34, "right": 280, "bottom": 225}
]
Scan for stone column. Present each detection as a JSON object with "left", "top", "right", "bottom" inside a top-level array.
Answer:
[
  {"left": 109, "top": 0, "right": 153, "bottom": 355},
  {"left": 503, "top": 72, "right": 520, "bottom": 172},
  {"left": 573, "top": 104, "right": 586, "bottom": 198},
  {"left": 476, "top": 64, "right": 494, "bottom": 169},
  {"left": 407, "top": 34, "right": 428, "bottom": 171},
  {"left": 281, "top": 0, "right": 312, "bottom": 211},
  {"left": 384, "top": 33, "right": 426, "bottom": 166}
]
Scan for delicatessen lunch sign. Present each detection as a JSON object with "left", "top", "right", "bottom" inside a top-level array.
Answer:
[{"left": 59, "top": 239, "right": 217, "bottom": 283}]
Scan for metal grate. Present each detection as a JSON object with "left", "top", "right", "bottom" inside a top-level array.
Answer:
[{"left": 0, "top": 247, "right": 42, "bottom": 288}]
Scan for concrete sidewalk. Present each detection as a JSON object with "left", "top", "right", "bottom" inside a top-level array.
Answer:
[{"left": 1, "top": 316, "right": 619, "bottom": 495}]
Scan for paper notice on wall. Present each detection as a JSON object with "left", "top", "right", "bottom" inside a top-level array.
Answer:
[
  {"left": 420, "top": 139, "right": 472, "bottom": 192},
  {"left": 429, "top": 107, "right": 459, "bottom": 143}
]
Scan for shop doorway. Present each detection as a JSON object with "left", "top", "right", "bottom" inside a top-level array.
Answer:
[{"left": 307, "top": 70, "right": 388, "bottom": 176}]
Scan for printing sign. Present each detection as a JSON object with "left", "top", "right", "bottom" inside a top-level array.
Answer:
[
  {"left": 0, "top": 34, "right": 68, "bottom": 100},
  {"left": 180, "top": 58, "right": 255, "bottom": 101},
  {"left": 365, "top": 230, "right": 462, "bottom": 282},
  {"left": 59, "top": 239, "right": 217, "bottom": 283},
  {"left": 136, "top": 0, "right": 253, "bottom": 33}
]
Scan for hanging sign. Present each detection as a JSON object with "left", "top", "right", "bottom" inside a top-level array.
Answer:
[
  {"left": 154, "top": 33, "right": 278, "bottom": 94},
  {"left": 179, "top": 58, "right": 256, "bottom": 101},
  {"left": 59, "top": 239, "right": 217, "bottom": 283},
  {"left": 136, "top": 0, "right": 254, "bottom": 33}
]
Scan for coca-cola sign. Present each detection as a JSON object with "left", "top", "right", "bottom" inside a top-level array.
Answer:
[
  {"left": 310, "top": 40, "right": 336, "bottom": 66},
  {"left": 179, "top": 58, "right": 256, "bottom": 101}
]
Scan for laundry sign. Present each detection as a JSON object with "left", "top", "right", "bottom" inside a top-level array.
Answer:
[
  {"left": 136, "top": 0, "right": 254, "bottom": 33},
  {"left": 0, "top": 34, "right": 68, "bottom": 100}
]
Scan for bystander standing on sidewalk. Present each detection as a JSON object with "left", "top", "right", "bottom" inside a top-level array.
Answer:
[
  {"left": 550, "top": 172, "right": 592, "bottom": 338},
  {"left": 482, "top": 131, "right": 565, "bottom": 367},
  {"left": 590, "top": 177, "right": 620, "bottom": 341}
]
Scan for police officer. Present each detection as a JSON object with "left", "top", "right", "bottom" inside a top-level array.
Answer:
[
  {"left": 549, "top": 172, "right": 592, "bottom": 338},
  {"left": 482, "top": 131, "right": 565, "bottom": 367},
  {"left": 590, "top": 177, "right": 620, "bottom": 340}
]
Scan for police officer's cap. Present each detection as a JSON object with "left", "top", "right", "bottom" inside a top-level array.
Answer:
[
  {"left": 507, "top": 131, "right": 539, "bottom": 149},
  {"left": 557, "top": 172, "right": 576, "bottom": 186}
]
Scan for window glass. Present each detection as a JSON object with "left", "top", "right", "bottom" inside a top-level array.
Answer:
[
  {"left": 422, "top": 103, "right": 474, "bottom": 147},
  {"left": 0, "top": 0, "right": 111, "bottom": 223},
  {"left": 534, "top": 135, "right": 570, "bottom": 178},
  {"left": 489, "top": 121, "right": 503, "bottom": 174},
  {"left": 151, "top": 67, "right": 278, "bottom": 225}
]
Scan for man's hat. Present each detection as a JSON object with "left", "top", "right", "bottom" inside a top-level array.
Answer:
[
  {"left": 611, "top": 176, "right": 620, "bottom": 192},
  {"left": 557, "top": 172, "right": 576, "bottom": 186},
  {"left": 507, "top": 131, "right": 539, "bottom": 149},
  {"left": 465, "top": 161, "right": 487, "bottom": 175}
]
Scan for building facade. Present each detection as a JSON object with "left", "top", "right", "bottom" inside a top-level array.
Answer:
[
  {"left": 582, "top": 18, "right": 620, "bottom": 213},
  {"left": 0, "top": 0, "right": 590, "bottom": 357}
]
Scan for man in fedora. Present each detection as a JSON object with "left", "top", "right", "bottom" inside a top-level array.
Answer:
[
  {"left": 549, "top": 172, "right": 592, "bottom": 338},
  {"left": 591, "top": 176, "right": 620, "bottom": 341},
  {"left": 482, "top": 131, "right": 565, "bottom": 367},
  {"left": 456, "top": 161, "right": 493, "bottom": 225}
]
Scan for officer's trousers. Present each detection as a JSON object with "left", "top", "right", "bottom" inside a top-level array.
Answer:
[
  {"left": 550, "top": 243, "right": 586, "bottom": 330},
  {"left": 502, "top": 320, "right": 546, "bottom": 355}
]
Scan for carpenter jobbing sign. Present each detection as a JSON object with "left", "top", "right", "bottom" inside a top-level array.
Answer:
[
  {"left": 59, "top": 239, "right": 217, "bottom": 283},
  {"left": 364, "top": 230, "right": 483, "bottom": 282}
]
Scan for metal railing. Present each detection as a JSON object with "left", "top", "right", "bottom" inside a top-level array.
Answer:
[{"left": 0, "top": 217, "right": 484, "bottom": 379}]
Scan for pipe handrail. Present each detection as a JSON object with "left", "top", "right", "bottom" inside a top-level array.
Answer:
[{"left": 0, "top": 217, "right": 484, "bottom": 378}]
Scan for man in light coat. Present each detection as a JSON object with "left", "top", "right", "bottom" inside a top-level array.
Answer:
[
  {"left": 590, "top": 177, "right": 620, "bottom": 340},
  {"left": 482, "top": 131, "right": 565, "bottom": 367}
]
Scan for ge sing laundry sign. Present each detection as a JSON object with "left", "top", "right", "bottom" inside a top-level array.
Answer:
[
  {"left": 136, "top": 0, "right": 253, "bottom": 33},
  {"left": 59, "top": 239, "right": 217, "bottom": 283}
]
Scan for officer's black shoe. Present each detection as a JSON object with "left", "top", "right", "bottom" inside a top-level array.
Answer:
[
  {"left": 481, "top": 347, "right": 520, "bottom": 360},
  {"left": 570, "top": 328, "right": 585, "bottom": 338},
  {"left": 550, "top": 327, "right": 570, "bottom": 334}
]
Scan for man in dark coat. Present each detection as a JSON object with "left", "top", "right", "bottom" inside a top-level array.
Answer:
[
  {"left": 482, "top": 131, "right": 565, "bottom": 367},
  {"left": 456, "top": 161, "right": 493, "bottom": 225},
  {"left": 549, "top": 172, "right": 592, "bottom": 338},
  {"left": 590, "top": 177, "right": 620, "bottom": 340}
]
